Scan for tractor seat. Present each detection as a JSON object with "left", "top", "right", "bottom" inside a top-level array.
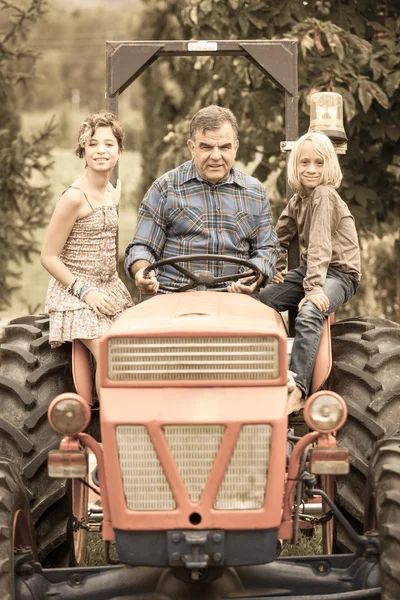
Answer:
[{"left": 287, "top": 315, "right": 333, "bottom": 395}]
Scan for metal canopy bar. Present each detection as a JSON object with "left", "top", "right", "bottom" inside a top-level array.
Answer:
[
  {"left": 240, "top": 41, "right": 297, "bottom": 97},
  {"left": 106, "top": 40, "right": 297, "bottom": 98},
  {"left": 106, "top": 39, "right": 299, "bottom": 325},
  {"left": 108, "top": 43, "right": 164, "bottom": 97}
]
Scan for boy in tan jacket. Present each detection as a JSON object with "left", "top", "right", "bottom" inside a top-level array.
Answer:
[{"left": 260, "top": 132, "right": 361, "bottom": 413}]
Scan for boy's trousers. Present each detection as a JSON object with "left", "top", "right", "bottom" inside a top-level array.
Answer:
[{"left": 259, "top": 265, "right": 359, "bottom": 397}]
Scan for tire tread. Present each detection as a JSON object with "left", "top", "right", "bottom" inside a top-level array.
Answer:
[
  {"left": 329, "top": 317, "right": 400, "bottom": 553},
  {"left": 0, "top": 316, "right": 75, "bottom": 566}
]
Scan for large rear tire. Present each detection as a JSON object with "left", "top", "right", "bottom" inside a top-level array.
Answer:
[
  {"left": 0, "top": 460, "right": 36, "bottom": 600},
  {"left": 368, "top": 437, "right": 400, "bottom": 600},
  {"left": 327, "top": 316, "right": 400, "bottom": 551},
  {"left": 0, "top": 315, "right": 85, "bottom": 566}
]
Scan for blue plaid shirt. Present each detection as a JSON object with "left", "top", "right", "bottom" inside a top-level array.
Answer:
[{"left": 125, "top": 160, "right": 279, "bottom": 291}]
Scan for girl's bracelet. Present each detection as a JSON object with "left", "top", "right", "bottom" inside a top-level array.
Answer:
[
  {"left": 74, "top": 281, "right": 86, "bottom": 298},
  {"left": 66, "top": 276, "right": 80, "bottom": 295},
  {"left": 76, "top": 283, "right": 91, "bottom": 299},
  {"left": 80, "top": 286, "right": 97, "bottom": 301}
]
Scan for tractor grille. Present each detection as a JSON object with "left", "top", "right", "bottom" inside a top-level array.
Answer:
[
  {"left": 164, "top": 425, "right": 225, "bottom": 502},
  {"left": 116, "top": 425, "right": 176, "bottom": 511},
  {"left": 108, "top": 336, "right": 279, "bottom": 382},
  {"left": 116, "top": 424, "right": 272, "bottom": 511},
  {"left": 215, "top": 424, "right": 272, "bottom": 509}
]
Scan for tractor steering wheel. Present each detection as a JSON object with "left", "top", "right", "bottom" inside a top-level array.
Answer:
[{"left": 143, "top": 254, "right": 262, "bottom": 293}]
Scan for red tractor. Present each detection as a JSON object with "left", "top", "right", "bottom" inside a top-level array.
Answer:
[{"left": 0, "top": 39, "right": 399, "bottom": 600}]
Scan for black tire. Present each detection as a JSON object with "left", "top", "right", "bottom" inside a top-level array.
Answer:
[
  {"left": 0, "top": 459, "right": 36, "bottom": 600},
  {"left": 327, "top": 316, "right": 400, "bottom": 551},
  {"left": 0, "top": 315, "right": 77, "bottom": 567},
  {"left": 368, "top": 437, "right": 400, "bottom": 600}
]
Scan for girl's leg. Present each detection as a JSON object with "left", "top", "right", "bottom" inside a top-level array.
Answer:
[{"left": 80, "top": 338, "right": 101, "bottom": 398}]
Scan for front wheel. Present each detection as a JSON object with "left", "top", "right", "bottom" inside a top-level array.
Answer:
[{"left": 367, "top": 437, "right": 400, "bottom": 600}]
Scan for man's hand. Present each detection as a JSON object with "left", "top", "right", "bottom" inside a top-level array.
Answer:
[
  {"left": 227, "top": 274, "right": 263, "bottom": 295},
  {"left": 271, "top": 271, "right": 285, "bottom": 284},
  {"left": 299, "top": 293, "right": 330, "bottom": 312},
  {"left": 135, "top": 267, "right": 160, "bottom": 294}
]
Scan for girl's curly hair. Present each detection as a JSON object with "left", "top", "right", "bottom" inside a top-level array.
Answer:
[{"left": 74, "top": 111, "right": 124, "bottom": 158}]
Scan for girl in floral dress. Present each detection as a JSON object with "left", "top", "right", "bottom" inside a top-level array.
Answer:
[{"left": 41, "top": 111, "right": 133, "bottom": 394}]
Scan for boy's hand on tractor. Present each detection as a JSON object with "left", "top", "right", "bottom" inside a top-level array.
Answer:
[
  {"left": 227, "top": 274, "right": 263, "bottom": 295},
  {"left": 271, "top": 271, "right": 285, "bottom": 284},
  {"left": 84, "top": 290, "right": 118, "bottom": 317},
  {"left": 135, "top": 267, "right": 159, "bottom": 294},
  {"left": 299, "top": 293, "right": 330, "bottom": 312}
]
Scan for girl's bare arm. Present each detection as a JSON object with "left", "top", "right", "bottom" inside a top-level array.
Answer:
[
  {"left": 40, "top": 189, "right": 84, "bottom": 287},
  {"left": 41, "top": 188, "right": 118, "bottom": 317}
]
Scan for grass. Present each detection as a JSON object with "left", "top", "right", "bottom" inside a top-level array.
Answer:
[
  {"left": 281, "top": 527, "right": 322, "bottom": 557},
  {"left": 85, "top": 533, "right": 118, "bottom": 566}
]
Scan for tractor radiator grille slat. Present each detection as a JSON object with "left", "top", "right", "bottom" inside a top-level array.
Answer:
[
  {"left": 108, "top": 336, "right": 279, "bottom": 381},
  {"left": 163, "top": 425, "right": 225, "bottom": 502},
  {"left": 214, "top": 424, "right": 272, "bottom": 510},
  {"left": 116, "top": 425, "right": 176, "bottom": 511},
  {"left": 116, "top": 424, "right": 271, "bottom": 512}
]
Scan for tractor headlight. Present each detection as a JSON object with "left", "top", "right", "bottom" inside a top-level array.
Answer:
[
  {"left": 304, "top": 392, "right": 347, "bottom": 433},
  {"left": 48, "top": 393, "right": 91, "bottom": 435}
]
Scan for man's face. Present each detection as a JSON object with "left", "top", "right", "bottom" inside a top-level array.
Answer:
[{"left": 187, "top": 122, "right": 239, "bottom": 184}]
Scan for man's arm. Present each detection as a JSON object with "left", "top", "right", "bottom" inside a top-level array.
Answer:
[
  {"left": 130, "top": 259, "right": 150, "bottom": 277},
  {"left": 228, "top": 187, "right": 280, "bottom": 295},
  {"left": 124, "top": 183, "right": 167, "bottom": 293},
  {"left": 274, "top": 198, "right": 297, "bottom": 273},
  {"left": 247, "top": 187, "right": 280, "bottom": 282},
  {"left": 131, "top": 260, "right": 160, "bottom": 295}
]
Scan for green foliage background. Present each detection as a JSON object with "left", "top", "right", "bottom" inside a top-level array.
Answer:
[
  {"left": 0, "top": 0, "right": 55, "bottom": 311},
  {"left": 133, "top": 0, "right": 399, "bottom": 321},
  {"left": 0, "top": 0, "right": 399, "bottom": 321},
  {"left": 137, "top": 0, "right": 400, "bottom": 237},
  {"left": 0, "top": 0, "right": 143, "bottom": 316}
]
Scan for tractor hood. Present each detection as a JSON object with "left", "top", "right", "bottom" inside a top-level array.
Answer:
[
  {"left": 99, "top": 292, "right": 288, "bottom": 388},
  {"left": 106, "top": 291, "right": 285, "bottom": 338}
]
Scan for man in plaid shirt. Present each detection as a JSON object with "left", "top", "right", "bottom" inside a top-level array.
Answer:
[{"left": 125, "top": 106, "right": 279, "bottom": 296}]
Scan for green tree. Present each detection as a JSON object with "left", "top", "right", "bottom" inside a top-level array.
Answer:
[
  {"left": 26, "top": 0, "right": 143, "bottom": 113},
  {"left": 136, "top": 0, "right": 400, "bottom": 236},
  {"left": 0, "top": 0, "right": 55, "bottom": 311}
]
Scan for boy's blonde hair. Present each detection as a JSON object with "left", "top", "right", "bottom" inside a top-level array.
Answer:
[{"left": 287, "top": 131, "right": 343, "bottom": 195}]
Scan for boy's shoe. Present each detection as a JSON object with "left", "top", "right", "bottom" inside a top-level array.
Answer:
[{"left": 287, "top": 385, "right": 305, "bottom": 414}]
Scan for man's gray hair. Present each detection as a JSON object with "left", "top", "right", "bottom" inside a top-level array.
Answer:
[{"left": 189, "top": 105, "right": 239, "bottom": 140}]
